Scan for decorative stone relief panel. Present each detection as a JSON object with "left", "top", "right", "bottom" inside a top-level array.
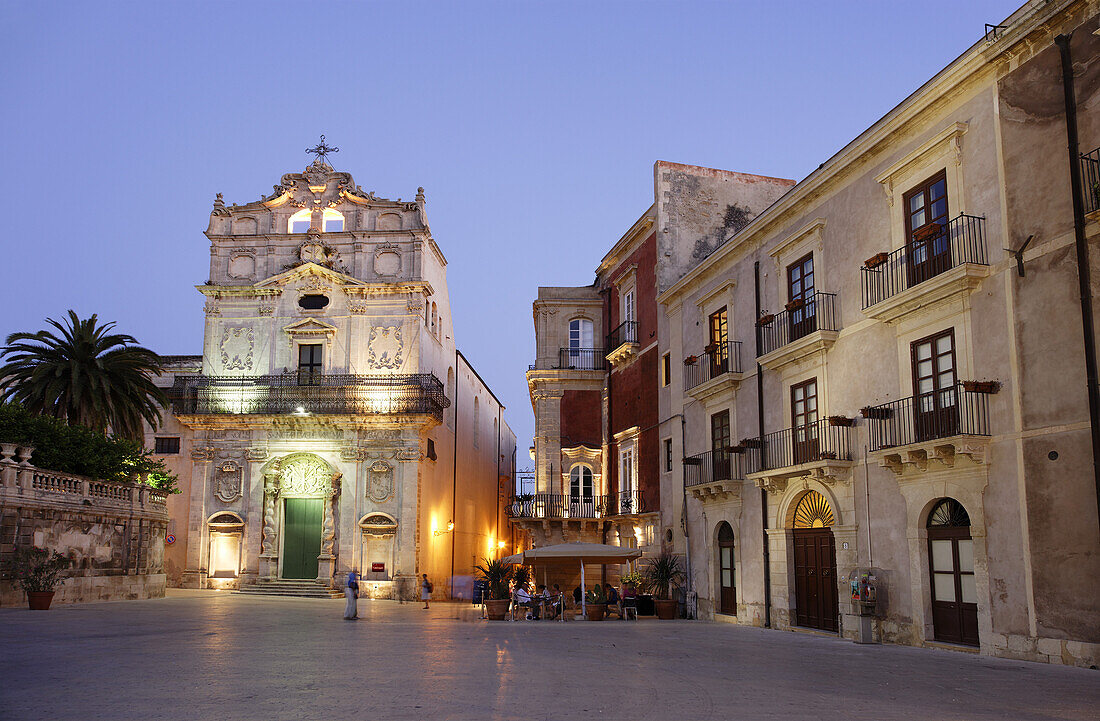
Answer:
[
  {"left": 214, "top": 461, "right": 243, "bottom": 503},
  {"left": 374, "top": 243, "right": 401, "bottom": 276},
  {"left": 228, "top": 253, "right": 256, "bottom": 279},
  {"left": 280, "top": 455, "right": 336, "bottom": 497},
  {"left": 367, "top": 326, "right": 402, "bottom": 369},
  {"left": 367, "top": 461, "right": 395, "bottom": 503},
  {"left": 220, "top": 326, "right": 255, "bottom": 370}
]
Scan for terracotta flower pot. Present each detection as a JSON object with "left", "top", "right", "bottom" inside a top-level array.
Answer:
[
  {"left": 586, "top": 604, "right": 605, "bottom": 621},
  {"left": 27, "top": 591, "right": 55, "bottom": 610},
  {"left": 485, "top": 599, "right": 511, "bottom": 621},
  {"left": 864, "top": 252, "right": 889, "bottom": 269},
  {"left": 757, "top": 314, "right": 774, "bottom": 327},
  {"left": 654, "top": 599, "right": 677, "bottom": 620}
]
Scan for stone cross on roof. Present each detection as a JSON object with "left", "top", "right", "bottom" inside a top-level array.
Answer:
[{"left": 305, "top": 135, "right": 339, "bottom": 165}]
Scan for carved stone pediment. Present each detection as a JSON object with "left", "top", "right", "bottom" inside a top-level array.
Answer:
[
  {"left": 283, "top": 317, "right": 338, "bottom": 345},
  {"left": 749, "top": 459, "right": 853, "bottom": 495},
  {"left": 689, "top": 479, "right": 742, "bottom": 503}
]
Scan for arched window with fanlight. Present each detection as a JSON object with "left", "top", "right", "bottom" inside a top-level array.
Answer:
[
  {"left": 569, "top": 464, "right": 594, "bottom": 516},
  {"left": 927, "top": 498, "right": 978, "bottom": 646}
]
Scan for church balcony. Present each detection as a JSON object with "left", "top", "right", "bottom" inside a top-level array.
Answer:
[{"left": 169, "top": 373, "right": 449, "bottom": 422}]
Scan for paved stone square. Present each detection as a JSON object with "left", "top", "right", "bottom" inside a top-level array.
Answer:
[{"left": 1, "top": 590, "right": 1097, "bottom": 721}]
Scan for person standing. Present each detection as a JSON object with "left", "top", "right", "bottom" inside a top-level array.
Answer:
[
  {"left": 343, "top": 570, "right": 359, "bottom": 620},
  {"left": 421, "top": 574, "right": 432, "bottom": 609}
]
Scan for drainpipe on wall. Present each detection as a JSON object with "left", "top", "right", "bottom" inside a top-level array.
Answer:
[
  {"left": 450, "top": 348, "right": 459, "bottom": 599},
  {"left": 1055, "top": 32, "right": 1100, "bottom": 532},
  {"left": 755, "top": 260, "right": 772, "bottom": 629}
]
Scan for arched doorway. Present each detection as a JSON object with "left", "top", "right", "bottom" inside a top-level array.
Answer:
[
  {"left": 927, "top": 498, "right": 978, "bottom": 646},
  {"left": 717, "top": 522, "right": 736, "bottom": 615},
  {"left": 791, "top": 490, "right": 838, "bottom": 631},
  {"left": 272, "top": 453, "right": 339, "bottom": 580}
]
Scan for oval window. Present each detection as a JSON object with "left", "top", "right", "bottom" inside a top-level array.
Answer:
[{"left": 298, "top": 294, "right": 330, "bottom": 310}]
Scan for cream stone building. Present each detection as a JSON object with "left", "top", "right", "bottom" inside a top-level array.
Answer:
[
  {"left": 146, "top": 154, "right": 515, "bottom": 599},
  {"left": 658, "top": 0, "right": 1099, "bottom": 665}
]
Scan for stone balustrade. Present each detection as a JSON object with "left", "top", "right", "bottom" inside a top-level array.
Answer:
[{"left": 0, "top": 443, "right": 170, "bottom": 607}]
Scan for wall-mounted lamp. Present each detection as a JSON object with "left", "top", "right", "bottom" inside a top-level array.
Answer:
[
  {"left": 497, "top": 541, "right": 506, "bottom": 549},
  {"left": 434, "top": 520, "right": 454, "bottom": 536}
]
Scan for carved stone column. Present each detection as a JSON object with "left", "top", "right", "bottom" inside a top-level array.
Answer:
[
  {"left": 258, "top": 472, "right": 280, "bottom": 580},
  {"left": 316, "top": 474, "right": 341, "bottom": 585}
]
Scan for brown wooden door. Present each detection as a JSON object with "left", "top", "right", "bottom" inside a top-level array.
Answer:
[
  {"left": 793, "top": 528, "right": 838, "bottom": 631},
  {"left": 911, "top": 330, "right": 957, "bottom": 441},
  {"left": 787, "top": 253, "right": 817, "bottom": 342},
  {"left": 717, "top": 523, "right": 736, "bottom": 615},
  {"left": 928, "top": 499, "right": 979, "bottom": 646},
  {"left": 791, "top": 378, "right": 819, "bottom": 465},
  {"left": 905, "top": 171, "right": 951, "bottom": 288}
]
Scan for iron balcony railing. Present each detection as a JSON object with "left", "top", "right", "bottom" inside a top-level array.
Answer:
[
  {"left": 1082, "top": 147, "right": 1100, "bottom": 215},
  {"left": 758, "top": 292, "right": 839, "bottom": 356},
  {"left": 556, "top": 347, "right": 606, "bottom": 370},
  {"left": 864, "top": 383, "right": 992, "bottom": 452},
  {"left": 609, "top": 489, "right": 646, "bottom": 515},
  {"left": 684, "top": 340, "right": 743, "bottom": 391},
  {"left": 860, "top": 213, "right": 988, "bottom": 309},
  {"left": 170, "top": 373, "right": 450, "bottom": 421},
  {"left": 683, "top": 449, "right": 745, "bottom": 488},
  {"left": 742, "top": 419, "right": 852, "bottom": 473},
  {"left": 606, "top": 320, "right": 638, "bottom": 352},
  {"left": 505, "top": 493, "right": 610, "bottom": 519}
]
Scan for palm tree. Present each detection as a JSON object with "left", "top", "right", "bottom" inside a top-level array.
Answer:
[{"left": 0, "top": 311, "right": 167, "bottom": 440}]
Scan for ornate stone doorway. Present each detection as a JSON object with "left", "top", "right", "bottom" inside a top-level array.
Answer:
[{"left": 259, "top": 452, "right": 341, "bottom": 583}]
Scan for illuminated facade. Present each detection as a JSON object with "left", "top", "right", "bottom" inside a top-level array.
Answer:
[{"left": 148, "top": 158, "right": 516, "bottom": 599}]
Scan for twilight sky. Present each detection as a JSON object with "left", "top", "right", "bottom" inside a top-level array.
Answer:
[{"left": 0, "top": 0, "right": 1021, "bottom": 458}]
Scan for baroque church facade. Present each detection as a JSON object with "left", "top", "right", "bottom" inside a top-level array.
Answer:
[{"left": 148, "top": 155, "right": 516, "bottom": 599}]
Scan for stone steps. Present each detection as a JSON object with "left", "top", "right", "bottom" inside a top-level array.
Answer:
[{"left": 237, "top": 580, "right": 344, "bottom": 599}]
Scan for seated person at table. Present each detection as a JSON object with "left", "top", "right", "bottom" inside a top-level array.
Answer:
[
  {"left": 605, "top": 584, "right": 621, "bottom": 618},
  {"left": 621, "top": 582, "right": 638, "bottom": 614},
  {"left": 536, "top": 585, "right": 550, "bottom": 618},
  {"left": 516, "top": 585, "right": 538, "bottom": 619},
  {"left": 549, "top": 584, "right": 563, "bottom": 618},
  {"left": 572, "top": 585, "right": 582, "bottom": 606}
]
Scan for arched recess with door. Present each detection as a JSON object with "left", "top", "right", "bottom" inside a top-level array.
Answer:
[
  {"left": 715, "top": 521, "right": 736, "bottom": 616},
  {"left": 789, "top": 490, "right": 839, "bottom": 631},
  {"left": 926, "top": 498, "right": 979, "bottom": 646}
]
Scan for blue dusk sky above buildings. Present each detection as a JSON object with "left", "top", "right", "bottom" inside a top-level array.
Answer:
[{"left": 0, "top": 0, "right": 1021, "bottom": 457}]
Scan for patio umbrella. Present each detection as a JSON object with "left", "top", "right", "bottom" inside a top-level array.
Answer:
[
  {"left": 522, "top": 542, "right": 641, "bottom": 618},
  {"left": 500, "top": 553, "right": 524, "bottom": 565}
]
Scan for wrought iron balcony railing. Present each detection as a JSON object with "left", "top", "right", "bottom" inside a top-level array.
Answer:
[
  {"left": 742, "top": 419, "right": 852, "bottom": 473},
  {"left": 684, "top": 341, "right": 743, "bottom": 391},
  {"left": 556, "top": 347, "right": 606, "bottom": 370},
  {"left": 1082, "top": 147, "right": 1100, "bottom": 215},
  {"left": 758, "top": 292, "right": 839, "bottom": 356},
  {"left": 169, "top": 373, "right": 449, "bottom": 421},
  {"left": 606, "top": 320, "right": 638, "bottom": 352},
  {"left": 505, "top": 493, "right": 610, "bottom": 519},
  {"left": 860, "top": 213, "right": 988, "bottom": 309},
  {"left": 608, "top": 489, "right": 646, "bottom": 515},
  {"left": 683, "top": 449, "right": 745, "bottom": 488},
  {"left": 863, "top": 383, "right": 992, "bottom": 452}
]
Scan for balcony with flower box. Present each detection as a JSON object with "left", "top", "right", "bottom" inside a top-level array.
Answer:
[
  {"left": 860, "top": 213, "right": 990, "bottom": 323},
  {"left": 862, "top": 382, "right": 995, "bottom": 477},
  {"left": 683, "top": 341, "right": 744, "bottom": 403},
  {"left": 683, "top": 449, "right": 744, "bottom": 502},
  {"left": 742, "top": 418, "right": 854, "bottom": 494},
  {"left": 756, "top": 292, "right": 840, "bottom": 371}
]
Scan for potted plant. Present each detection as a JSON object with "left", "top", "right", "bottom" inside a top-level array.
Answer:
[
  {"left": 827, "top": 415, "right": 853, "bottom": 427},
  {"left": 757, "top": 313, "right": 774, "bottom": 327},
  {"left": 864, "top": 252, "right": 889, "bottom": 269},
  {"left": 9, "top": 546, "right": 71, "bottom": 610},
  {"left": 1092, "top": 180, "right": 1100, "bottom": 211},
  {"left": 644, "top": 551, "right": 684, "bottom": 620},
  {"left": 704, "top": 343, "right": 718, "bottom": 354},
  {"left": 961, "top": 380, "right": 1001, "bottom": 394},
  {"left": 740, "top": 437, "right": 763, "bottom": 449},
  {"left": 785, "top": 298, "right": 804, "bottom": 312},
  {"left": 514, "top": 493, "right": 534, "bottom": 517},
  {"left": 684, "top": 355, "right": 698, "bottom": 366},
  {"left": 819, "top": 451, "right": 838, "bottom": 460},
  {"left": 585, "top": 584, "right": 606, "bottom": 621},
  {"left": 860, "top": 406, "right": 892, "bottom": 420},
  {"left": 727, "top": 445, "right": 746, "bottom": 455},
  {"left": 913, "top": 223, "right": 942, "bottom": 241},
  {"left": 474, "top": 557, "right": 513, "bottom": 620}
]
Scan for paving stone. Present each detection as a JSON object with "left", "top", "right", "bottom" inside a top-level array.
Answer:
[{"left": 0, "top": 589, "right": 1097, "bottom": 721}]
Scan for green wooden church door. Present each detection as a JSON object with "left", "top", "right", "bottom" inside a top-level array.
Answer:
[{"left": 282, "top": 498, "right": 323, "bottom": 579}]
